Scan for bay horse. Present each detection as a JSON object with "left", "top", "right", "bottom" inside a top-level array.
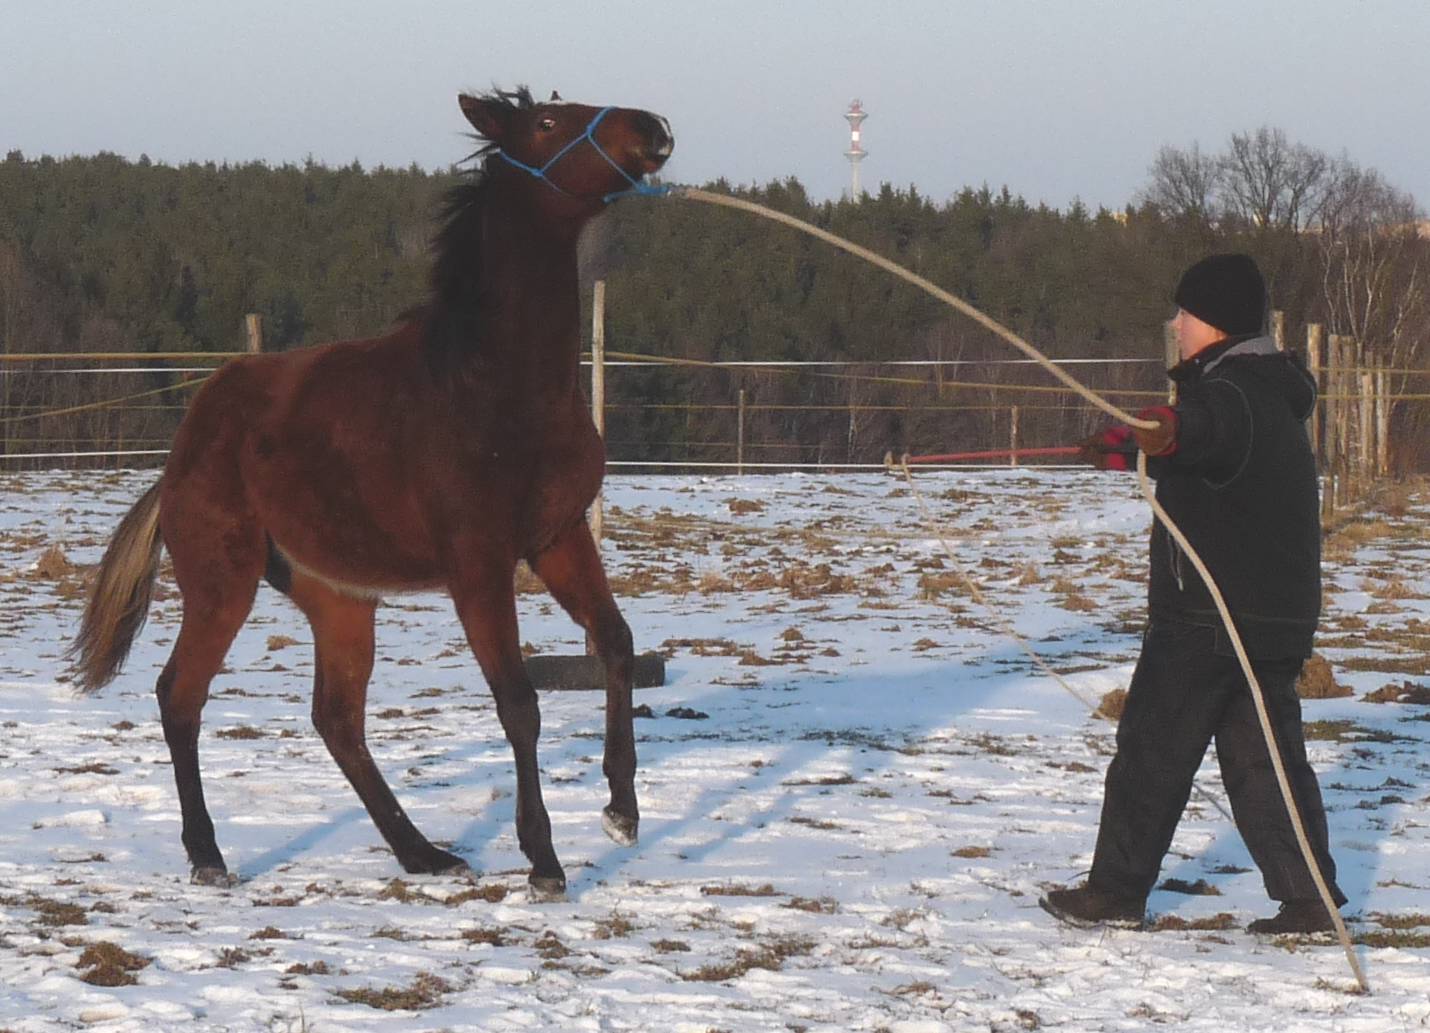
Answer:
[{"left": 70, "top": 88, "right": 674, "bottom": 896}]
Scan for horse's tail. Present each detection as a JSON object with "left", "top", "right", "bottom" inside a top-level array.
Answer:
[{"left": 69, "top": 480, "right": 165, "bottom": 694}]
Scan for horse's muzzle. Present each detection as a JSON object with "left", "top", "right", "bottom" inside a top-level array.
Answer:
[{"left": 635, "top": 112, "right": 674, "bottom": 171}]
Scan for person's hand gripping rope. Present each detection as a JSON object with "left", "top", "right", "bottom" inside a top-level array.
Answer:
[{"left": 1077, "top": 406, "right": 1178, "bottom": 470}]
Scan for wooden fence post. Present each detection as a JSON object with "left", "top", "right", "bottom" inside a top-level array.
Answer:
[
  {"left": 1346, "top": 337, "right": 1361, "bottom": 500},
  {"left": 1009, "top": 405, "right": 1019, "bottom": 466},
  {"left": 1360, "top": 366, "right": 1375, "bottom": 490},
  {"left": 589, "top": 280, "right": 606, "bottom": 546},
  {"left": 1306, "top": 323, "right": 1323, "bottom": 464},
  {"left": 736, "top": 387, "right": 746, "bottom": 475},
  {"left": 1376, "top": 361, "right": 1390, "bottom": 477},
  {"left": 1337, "top": 335, "right": 1355, "bottom": 503},
  {"left": 245, "top": 313, "right": 264, "bottom": 354},
  {"left": 1270, "top": 309, "right": 1285, "bottom": 352},
  {"left": 1322, "top": 334, "right": 1339, "bottom": 517},
  {"left": 1164, "top": 321, "right": 1179, "bottom": 402}
]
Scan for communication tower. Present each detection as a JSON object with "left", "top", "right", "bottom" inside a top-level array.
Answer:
[{"left": 844, "top": 99, "right": 867, "bottom": 200}]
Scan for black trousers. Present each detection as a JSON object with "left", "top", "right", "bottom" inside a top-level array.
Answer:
[{"left": 1089, "top": 620, "right": 1345, "bottom": 905}]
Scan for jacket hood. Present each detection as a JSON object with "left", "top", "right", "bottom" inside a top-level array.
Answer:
[{"left": 1174, "top": 334, "right": 1317, "bottom": 422}]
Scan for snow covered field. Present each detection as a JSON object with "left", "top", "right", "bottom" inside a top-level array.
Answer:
[{"left": 1, "top": 467, "right": 1428, "bottom": 1032}]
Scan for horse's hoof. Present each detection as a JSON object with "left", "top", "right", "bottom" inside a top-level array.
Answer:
[
  {"left": 401, "top": 847, "right": 469, "bottom": 876},
  {"left": 528, "top": 873, "right": 567, "bottom": 900},
  {"left": 191, "top": 865, "right": 234, "bottom": 887},
  {"left": 429, "top": 849, "right": 471, "bottom": 876},
  {"left": 602, "top": 806, "right": 638, "bottom": 847}
]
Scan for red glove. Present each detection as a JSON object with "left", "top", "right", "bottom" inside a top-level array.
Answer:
[
  {"left": 1077, "top": 423, "right": 1136, "bottom": 471},
  {"left": 1133, "top": 406, "right": 1178, "bottom": 457}
]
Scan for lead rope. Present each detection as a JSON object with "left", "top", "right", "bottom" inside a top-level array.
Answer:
[{"left": 671, "top": 186, "right": 1367, "bottom": 994}]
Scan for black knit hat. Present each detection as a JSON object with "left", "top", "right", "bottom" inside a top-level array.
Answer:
[{"left": 1173, "top": 253, "right": 1266, "bottom": 336}]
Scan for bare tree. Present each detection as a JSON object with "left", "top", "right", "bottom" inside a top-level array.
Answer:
[
  {"left": 1219, "top": 126, "right": 1332, "bottom": 232},
  {"left": 1315, "top": 163, "right": 1426, "bottom": 372},
  {"left": 1313, "top": 161, "right": 1428, "bottom": 469},
  {"left": 1142, "top": 143, "right": 1223, "bottom": 222}
]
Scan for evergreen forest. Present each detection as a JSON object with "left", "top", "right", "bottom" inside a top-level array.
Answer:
[{"left": 1, "top": 129, "right": 1425, "bottom": 470}]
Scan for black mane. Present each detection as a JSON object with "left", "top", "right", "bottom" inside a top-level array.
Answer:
[{"left": 424, "top": 87, "right": 537, "bottom": 372}]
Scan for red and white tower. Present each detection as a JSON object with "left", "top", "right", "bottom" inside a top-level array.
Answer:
[{"left": 844, "top": 99, "right": 867, "bottom": 200}]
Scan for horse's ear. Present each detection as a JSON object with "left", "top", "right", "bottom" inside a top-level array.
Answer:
[
  {"left": 458, "top": 94, "right": 508, "bottom": 142},
  {"left": 549, "top": 90, "right": 562, "bottom": 102}
]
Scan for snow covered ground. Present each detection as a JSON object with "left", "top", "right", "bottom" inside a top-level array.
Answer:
[{"left": 1, "top": 467, "right": 1427, "bottom": 1032}]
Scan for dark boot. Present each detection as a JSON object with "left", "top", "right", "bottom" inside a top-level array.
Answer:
[
  {"left": 1040, "top": 884, "right": 1146, "bottom": 929},
  {"left": 1246, "top": 899, "right": 1337, "bottom": 934}
]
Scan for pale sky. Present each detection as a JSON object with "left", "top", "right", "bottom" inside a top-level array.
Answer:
[{"left": 4, "top": 0, "right": 1426, "bottom": 211}]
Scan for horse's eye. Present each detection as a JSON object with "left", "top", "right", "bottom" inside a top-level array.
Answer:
[{"left": 537, "top": 117, "right": 557, "bottom": 131}]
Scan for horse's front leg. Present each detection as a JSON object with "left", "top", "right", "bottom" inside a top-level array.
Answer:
[
  {"left": 452, "top": 563, "right": 565, "bottom": 896},
  {"left": 289, "top": 572, "right": 467, "bottom": 877},
  {"left": 530, "top": 520, "right": 638, "bottom": 846}
]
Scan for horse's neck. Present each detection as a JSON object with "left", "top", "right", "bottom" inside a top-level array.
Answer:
[
  {"left": 441, "top": 201, "right": 584, "bottom": 395},
  {"left": 485, "top": 213, "right": 580, "bottom": 337}
]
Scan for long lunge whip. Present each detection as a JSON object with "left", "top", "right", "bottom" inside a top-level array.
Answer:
[{"left": 669, "top": 186, "right": 1368, "bottom": 994}]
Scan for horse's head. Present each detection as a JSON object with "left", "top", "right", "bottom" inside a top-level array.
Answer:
[{"left": 459, "top": 88, "right": 673, "bottom": 211}]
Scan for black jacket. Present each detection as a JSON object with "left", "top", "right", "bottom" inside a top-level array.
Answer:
[{"left": 1146, "top": 335, "right": 1321, "bottom": 658}]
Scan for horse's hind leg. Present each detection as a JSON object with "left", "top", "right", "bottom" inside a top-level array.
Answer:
[
  {"left": 530, "top": 521, "right": 638, "bottom": 846},
  {"left": 159, "top": 507, "right": 264, "bottom": 885},
  {"left": 451, "top": 564, "right": 565, "bottom": 896},
  {"left": 287, "top": 572, "right": 468, "bottom": 876}
]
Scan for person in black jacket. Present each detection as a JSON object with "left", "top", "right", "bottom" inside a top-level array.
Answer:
[{"left": 1040, "top": 253, "right": 1346, "bottom": 935}]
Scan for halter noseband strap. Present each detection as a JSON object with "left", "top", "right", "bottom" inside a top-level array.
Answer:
[{"left": 496, "top": 106, "right": 669, "bottom": 204}]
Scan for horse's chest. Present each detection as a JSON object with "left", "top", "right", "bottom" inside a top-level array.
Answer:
[
  {"left": 523, "top": 430, "right": 604, "bottom": 539},
  {"left": 475, "top": 418, "right": 602, "bottom": 548}
]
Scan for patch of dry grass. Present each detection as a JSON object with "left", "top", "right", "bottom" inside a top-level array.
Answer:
[
  {"left": 659, "top": 637, "right": 741, "bottom": 657},
  {"left": 1296, "top": 654, "right": 1352, "bottom": 699},
  {"left": 951, "top": 845, "right": 993, "bottom": 859},
  {"left": 335, "top": 972, "right": 453, "bottom": 1010},
  {"left": 1094, "top": 688, "right": 1127, "bottom": 721},
  {"left": 1303, "top": 719, "right": 1408, "bottom": 744},
  {"left": 781, "top": 773, "right": 857, "bottom": 786},
  {"left": 534, "top": 930, "right": 570, "bottom": 959},
  {"left": 33, "top": 544, "right": 76, "bottom": 578},
  {"left": 445, "top": 883, "right": 510, "bottom": 906},
  {"left": 788, "top": 815, "right": 841, "bottom": 831},
  {"left": 700, "top": 883, "right": 778, "bottom": 898},
  {"left": 461, "top": 927, "right": 506, "bottom": 946},
  {"left": 1158, "top": 878, "right": 1220, "bottom": 896},
  {"left": 680, "top": 936, "right": 816, "bottom": 983},
  {"left": 14, "top": 895, "right": 88, "bottom": 927},
  {"left": 591, "top": 912, "right": 636, "bottom": 940},
  {"left": 1363, "top": 681, "right": 1430, "bottom": 705},
  {"left": 214, "top": 725, "right": 265, "bottom": 740},
  {"left": 1369, "top": 912, "right": 1430, "bottom": 929},
  {"left": 1049, "top": 577, "right": 1097, "bottom": 612},
  {"left": 1353, "top": 929, "right": 1430, "bottom": 949},
  {"left": 76, "top": 942, "right": 151, "bottom": 987},
  {"left": 1338, "top": 655, "right": 1430, "bottom": 677},
  {"left": 1150, "top": 913, "right": 1237, "bottom": 931},
  {"left": 1363, "top": 577, "right": 1421, "bottom": 601},
  {"left": 783, "top": 896, "right": 838, "bottom": 914}
]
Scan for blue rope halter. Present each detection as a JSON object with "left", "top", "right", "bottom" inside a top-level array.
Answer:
[{"left": 496, "top": 106, "right": 669, "bottom": 204}]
